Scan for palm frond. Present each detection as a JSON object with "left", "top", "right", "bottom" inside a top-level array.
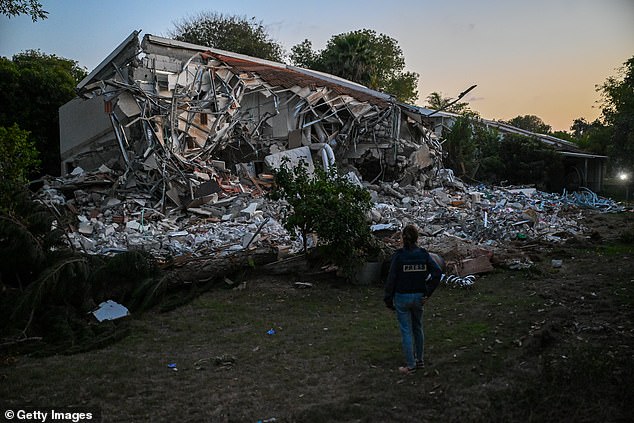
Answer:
[{"left": 12, "top": 256, "right": 90, "bottom": 320}]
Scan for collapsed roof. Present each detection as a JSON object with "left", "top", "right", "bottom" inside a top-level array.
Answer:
[{"left": 60, "top": 31, "right": 444, "bottom": 213}]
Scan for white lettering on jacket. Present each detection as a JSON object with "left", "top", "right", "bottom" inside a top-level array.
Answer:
[{"left": 402, "top": 264, "right": 427, "bottom": 272}]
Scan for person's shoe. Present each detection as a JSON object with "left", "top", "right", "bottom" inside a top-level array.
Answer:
[
  {"left": 416, "top": 360, "right": 425, "bottom": 369},
  {"left": 398, "top": 366, "right": 416, "bottom": 375}
]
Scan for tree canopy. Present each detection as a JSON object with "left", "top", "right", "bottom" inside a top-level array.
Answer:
[
  {"left": 506, "top": 115, "right": 552, "bottom": 134},
  {"left": 170, "top": 12, "right": 284, "bottom": 62},
  {"left": 0, "top": 50, "right": 87, "bottom": 176},
  {"left": 0, "top": 0, "right": 47, "bottom": 21},
  {"left": 596, "top": 55, "right": 634, "bottom": 171},
  {"left": 290, "top": 30, "right": 419, "bottom": 104}
]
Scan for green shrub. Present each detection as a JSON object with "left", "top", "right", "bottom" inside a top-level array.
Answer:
[{"left": 269, "top": 160, "right": 373, "bottom": 279}]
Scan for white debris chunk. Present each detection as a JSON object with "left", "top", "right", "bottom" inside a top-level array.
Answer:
[
  {"left": 78, "top": 221, "right": 93, "bottom": 235},
  {"left": 91, "top": 300, "right": 129, "bottom": 322}
]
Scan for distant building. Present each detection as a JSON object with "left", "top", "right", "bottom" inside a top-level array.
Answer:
[{"left": 405, "top": 105, "right": 607, "bottom": 192}]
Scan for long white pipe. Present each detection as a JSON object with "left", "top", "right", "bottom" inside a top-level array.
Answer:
[{"left": 320, "top": 143, "right": 335, "bottom": 171}]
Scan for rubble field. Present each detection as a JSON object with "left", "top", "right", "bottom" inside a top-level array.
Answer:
[
  {"left": 1, "top": 210, "right": 632, "bottom": 422},
  {"left": 35, "top": 162, "right": 625, "bottom": 280}
]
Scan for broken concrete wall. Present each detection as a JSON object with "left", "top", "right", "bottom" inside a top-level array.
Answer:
[{"left": 59, "top": 96, "right": 119, "bottom": 175}]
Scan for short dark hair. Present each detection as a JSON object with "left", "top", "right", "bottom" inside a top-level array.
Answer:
[{"left": 402, "top": 224, "right": 419, "bottom": 249}]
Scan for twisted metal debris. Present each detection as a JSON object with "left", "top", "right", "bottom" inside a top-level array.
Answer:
[
  {"left": 561, "top": 187, "right": 623, "bottom": 211},
  {"left": 441, "top": 274, "right": 476, "bottom": 288}
]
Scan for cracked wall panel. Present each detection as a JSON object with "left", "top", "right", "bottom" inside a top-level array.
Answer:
[{"left": 60, "top": 96, "right": 115, "bottom": 160}]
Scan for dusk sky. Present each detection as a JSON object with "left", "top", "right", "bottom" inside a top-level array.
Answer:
[{"left": 1, "top": 0, "right": 632, "bottom": 131}]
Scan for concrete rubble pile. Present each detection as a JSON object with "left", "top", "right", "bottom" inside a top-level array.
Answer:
[
  {"left": 366, "top": 182, "right": 622, "bottom": 274},
  {"left": 37, "top": 166, "right": 301, "bottom": 259},
  {"left": 36, "top": 163, "right": 613, "bottom": 276}
]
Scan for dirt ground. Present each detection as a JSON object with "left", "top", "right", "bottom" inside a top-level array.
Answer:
[{"left": 1, "top": 210, "right": 633, "bottom": 422}]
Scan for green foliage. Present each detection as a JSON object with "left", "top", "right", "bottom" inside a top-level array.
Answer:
[
  {"left": 551, "top": 130, "right": 575, "bottom": 142},
  {"left": 128, "top": 274, "right": 171, "bottom": 312},
  {"left": 473, "top": 124, "right": 504, "bottom": 181},
  {"left": 12, "top": 255, "right": 91, "bottom": 320},
  {"left": 0, "top": 50, "right": 87, "bottom": 176},
  {"left": 170, "top": 12, "right": 284, "bottom": 62},
  {"left": 89, "top": 251, "right": 158, "bottom": 306},
  {"left": 289, "top": 39, "right": 319, "bottom": 69},
  {"left": 596, "top": 55, "right": 634, "bottom": 170},
  {"left": 0, "top": 0, "right": 47, "bottom": 21},
  {"left": 290, "top": 30, "right": 419, "bottom": 103},
  {"left": 442, "top": 117, "right": 565, "bottom": 189},
  {"left": 443, "top": 116, "right": 477, "bottom": 176},
  {"left": 506, "top": 114, "right": 552, "bottom": 134},
  {"left": 497, "top": 134, "right": 564, "bottom": 188},
  {"left": 0, "top": 123, "right": 40, "bottom": 184},
  {"left": 382, "top": 71, "right": 419, "bottom": 104},
  {"left": 0, "top": 184, "right": 64, "bottom": 287},
  {"left": 269, "top": 160, "right": 373, "bottom": 277},
  {"left": 571, "top": 117, "right": 591, "bottom": 138},
  {"left": 569, "top": 118, "right": 612, "bottom": 157}
]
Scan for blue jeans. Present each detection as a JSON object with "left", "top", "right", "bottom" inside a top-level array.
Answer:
[{"left": 394, "top": 292, "right": 424, "bottom": 369}]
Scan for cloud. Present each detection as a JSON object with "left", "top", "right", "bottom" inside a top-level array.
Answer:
[{"left": 467, "top": 96, "right": 485, "bottom": 102}]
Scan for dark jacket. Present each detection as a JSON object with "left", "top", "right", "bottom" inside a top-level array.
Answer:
[{"left": 384, "top": 247, "right": 442, "bottom": 307}]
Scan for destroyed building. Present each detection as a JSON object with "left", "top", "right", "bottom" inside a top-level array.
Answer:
[
  {"left": 50, "top": 31, "right": 623, "bottom": 272},
  {"left": 59, "top": 31, "right": 444, "bottom": 213}
]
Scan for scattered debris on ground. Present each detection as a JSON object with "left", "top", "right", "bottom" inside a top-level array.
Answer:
[{"left": 35, "top": 163, "right": 624, "bottom": 277}]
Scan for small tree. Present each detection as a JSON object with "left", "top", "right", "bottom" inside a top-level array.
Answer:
[{"left": 269, "top": 160, "right": 373, "bottom": 277}]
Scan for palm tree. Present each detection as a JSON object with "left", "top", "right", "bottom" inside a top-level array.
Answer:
[{"left": 321, "top": 31, "right": 375, "bottom": 87}]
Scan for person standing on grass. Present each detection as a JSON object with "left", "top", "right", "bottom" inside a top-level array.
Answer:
[{"left": 384, "top": 224, "right": 442, "bottom": 375}]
